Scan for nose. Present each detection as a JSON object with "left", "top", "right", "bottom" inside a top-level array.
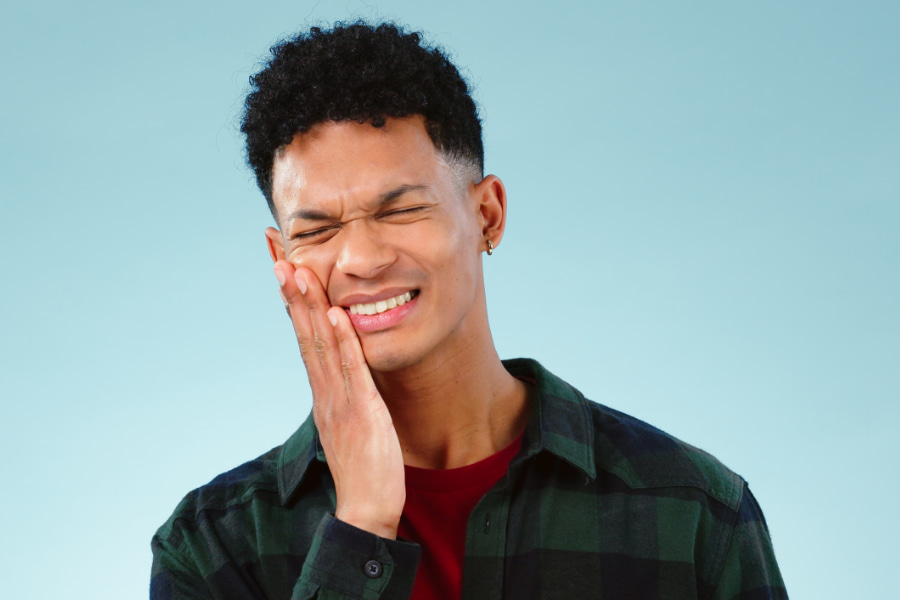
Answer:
[{"left": 334, "top": 220, "right": 397, "bottom": 279}]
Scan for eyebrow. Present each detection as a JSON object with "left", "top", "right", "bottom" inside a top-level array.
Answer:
[{"left": 286, "top": 184, "right": 429, "bottom": 222}]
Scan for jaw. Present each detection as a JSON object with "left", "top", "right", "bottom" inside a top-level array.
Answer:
[{"left": 359, "top": 284, "right": 492, "bottom": 380}]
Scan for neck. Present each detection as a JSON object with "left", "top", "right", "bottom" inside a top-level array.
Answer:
[{"left": 372, "top": 333, "right": 530, "bottom": 470}]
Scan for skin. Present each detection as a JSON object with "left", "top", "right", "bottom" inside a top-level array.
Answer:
[{"left": 265, "top": 116, "right": 530, "bottom": 539}]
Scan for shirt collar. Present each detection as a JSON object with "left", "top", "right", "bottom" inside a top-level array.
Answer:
[
  {"left": 503, "top": 358, "right": 597, "bottom": 479},
  {"left": 277, "top": 358, "right": 596, "bottom": 504},
  {"left": 276, "top": 411, "right": 322, "bottom": 505}
]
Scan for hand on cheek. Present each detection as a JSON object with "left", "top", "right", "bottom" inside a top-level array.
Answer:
[{"left": 273, "top": 260, "right": 406, "bottom": 539}]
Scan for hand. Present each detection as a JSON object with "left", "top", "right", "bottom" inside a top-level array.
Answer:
[{"left": 274, "top": 260, "right": 406, "bottom": 539}]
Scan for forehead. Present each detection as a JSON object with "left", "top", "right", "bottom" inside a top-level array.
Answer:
[{"left": 270, "top": 116, "right": 450, "bottom": 219}]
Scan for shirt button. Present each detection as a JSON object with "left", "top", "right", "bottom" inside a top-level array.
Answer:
[{"left": 364, "top": 560, "right": 383, "bottom": 578}]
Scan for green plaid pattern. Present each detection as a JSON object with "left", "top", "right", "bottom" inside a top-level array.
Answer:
[{"left": 151, "top": 358, "right": 786, "bottom": 599}]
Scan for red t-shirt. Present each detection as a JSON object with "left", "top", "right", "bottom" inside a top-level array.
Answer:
[{"left": 397, "top": 436, "right": 523, "bottom": 600}]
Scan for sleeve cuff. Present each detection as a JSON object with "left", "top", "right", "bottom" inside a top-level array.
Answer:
[{"left": 293, "top": 514, "right": 421, "bottom": 600}]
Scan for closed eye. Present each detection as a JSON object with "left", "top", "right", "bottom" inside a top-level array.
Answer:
[
  {"left": 291, "top": 224, "right": 341, "bottom": 241},
  {"left": 378, "top": 206, "right": 428, "bottom": 220}
]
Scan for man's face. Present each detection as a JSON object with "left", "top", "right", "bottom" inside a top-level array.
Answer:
[{"left": 267, "top": 116, "right": 500, "bottom": 373}]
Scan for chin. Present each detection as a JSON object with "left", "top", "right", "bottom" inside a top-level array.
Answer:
[
  {"left": 360, "top": 340, "right": 424, "bottom": 374},
  {"left": 363, "top": 352, "right": 419, "bottom": 374}
]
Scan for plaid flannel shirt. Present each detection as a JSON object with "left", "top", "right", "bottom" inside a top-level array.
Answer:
[{"left": 151, "top": 358, "right": 787, "bottom": 599}]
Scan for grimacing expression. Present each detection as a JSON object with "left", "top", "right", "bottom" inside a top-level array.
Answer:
[{"left": 265, "top": 116, "right": 505, "bottom": 373}]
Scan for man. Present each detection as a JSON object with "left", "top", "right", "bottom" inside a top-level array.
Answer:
[{"left": 151, "top": 22, "right": 787, "bottom": 599}]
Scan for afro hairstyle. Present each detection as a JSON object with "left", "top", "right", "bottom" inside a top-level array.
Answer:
[{"left": 241, "top": 21, "right": 484, "bottom": 217}]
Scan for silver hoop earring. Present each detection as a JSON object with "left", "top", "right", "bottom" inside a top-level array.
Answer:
[{"left": 486, "top": 239, "right": 494, "bottom": 255}]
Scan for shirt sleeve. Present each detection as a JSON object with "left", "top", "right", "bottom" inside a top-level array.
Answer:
[
  {"left": 150, "top": 532, "right": 213, "bottom": 600},
  {"left": 292, "top": 514, "right": 421, "bottom": 600},
  {"left": 150, "top": 513, "right": 420, "bottom": 600},
  {"left": 710, "top": 485, "right": 788, "bottom": 600}
]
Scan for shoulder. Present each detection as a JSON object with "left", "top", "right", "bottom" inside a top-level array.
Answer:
[
  {"left": 586, "top": 399, "right": 745, "bottom": 511},
  {"left": 151, "top": 418, "right": 328, "bottom": 591},
  {"left": 506, "top": 357, "right": 746, "bottom": 512},
  {"left": 154, "top": 444, "right": 282, "bottom": 540},
  {"left": 154, "top": 411, "right": 324, "bottom": 546}
]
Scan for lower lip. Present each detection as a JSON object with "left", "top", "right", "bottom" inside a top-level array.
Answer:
[{"left": 347, "top": 295, "right": 419, "bottom": 333}]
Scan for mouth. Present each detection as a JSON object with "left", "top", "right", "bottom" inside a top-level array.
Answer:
[{"left": 347, "top": 290, "right": 420, "bottom": 316}]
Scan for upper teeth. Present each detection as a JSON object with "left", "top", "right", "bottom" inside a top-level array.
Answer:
[{"left": 349, "top": 292, "right": 413, "bottom": 315}]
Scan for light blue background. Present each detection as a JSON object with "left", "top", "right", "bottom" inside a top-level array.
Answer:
[{"left": 1, "top": 1, "right": 897, "bottom": 598}]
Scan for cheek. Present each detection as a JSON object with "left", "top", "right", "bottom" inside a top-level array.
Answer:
[
  {"left": 415, "top": 226, "right": 480, "bottom": 292},
  {"left": 410, "top": 223, "right": 467, "bottom": 266},
  {"left": 287, "top": 247, "right": 334, "bottom": 290},
  {"left": 416, "top": 205, "right": 480, "bottom": 256}
]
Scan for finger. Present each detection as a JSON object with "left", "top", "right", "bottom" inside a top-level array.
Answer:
[
  {"left": 293, "top": 267, "right": 347, "bottom": 394},
  {"left": 327, "top": 306, "right": 380, "bottom": 407},
  {"left": 274, "top": 261, "right": 327, "bottom": 392}
]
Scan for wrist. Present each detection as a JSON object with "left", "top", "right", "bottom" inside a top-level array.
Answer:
[{"left": 335, "top": 508, "right": 402, "bottom": 540}]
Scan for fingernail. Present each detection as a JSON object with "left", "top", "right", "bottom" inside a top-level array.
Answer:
[
  {"left": 294, "top": 271, "right": 307, "bottom": 294},
  {"left": 274, "top": 267, "right": 286, "bottom": 287},
  {"left": 327, "top": 310, "right": 338, "bottom": 327}
]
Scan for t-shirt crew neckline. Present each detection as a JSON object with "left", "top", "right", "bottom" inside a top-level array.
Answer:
[{"left": 402, "top": 435, "right": 524, "bottom": 493}]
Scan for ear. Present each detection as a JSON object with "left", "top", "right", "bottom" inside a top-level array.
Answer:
[
  {"left": 473, "top": 174, "right": 508, "bottom": 252},
  {"left": 265, "top": 227, "right": 286, "bottom": 263}
]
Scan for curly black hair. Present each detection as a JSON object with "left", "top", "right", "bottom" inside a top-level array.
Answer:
[{"left": 241, "top": 21, "right": 484, "bottom": 217}]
